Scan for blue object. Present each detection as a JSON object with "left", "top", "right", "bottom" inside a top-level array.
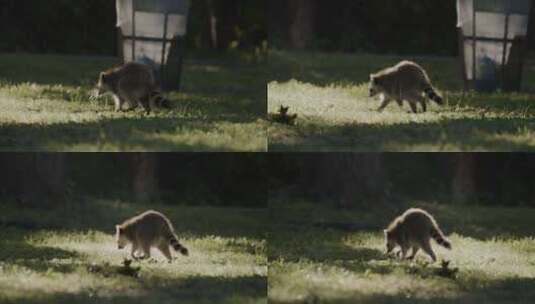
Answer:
[{"left": 475, "top": 55, "right": 498, "bottom": 92}]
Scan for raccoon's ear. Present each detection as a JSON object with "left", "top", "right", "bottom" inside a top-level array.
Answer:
[
  {"left": 383, "top": 229, "right": 388, "bottom": 236},
  {"left": 115, "top": 225, "right": 122, "bottom": 232},
  {"left": 99, "top": 72, "right": 108, "bottom": 81}
]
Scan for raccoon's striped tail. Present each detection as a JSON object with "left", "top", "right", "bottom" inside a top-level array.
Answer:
[
  {"left": 424, "top": 86, "right": 443, "bottom": 105},
  {"left": 430, "top": 226, "right": 451, "bottom": 249},
  {"left": 149, "top": 91, "right": 171, "bottom": 109},
  {"left": 169, "top": 235, "right": 189, "bottom": 256}
]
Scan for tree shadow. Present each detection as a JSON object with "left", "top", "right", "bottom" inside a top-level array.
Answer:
[
  {"left": 269, "top": 221, "right": 385, "bottom": 265},
  {"left": 269, "top": 276, "right": 535, "bottom": 304},
  {"left": 5, "top": 274, "right": 267, "bottom": 304},
  {"left": 270, "top": 115, "right": 535, "bottom": 152},
  {"left": 0, "top": 228, "right": 80, "bottom": 274},
  {"left": 0, "top": 113, "right": 262, "bottom": 152}
]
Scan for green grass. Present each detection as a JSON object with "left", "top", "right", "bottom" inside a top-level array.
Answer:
[
  {"left": 0, "top": 200, "right": 267, "bottom": 304},
  {"left": 268, "top": 51, "right": 535, "bottom": 151},
  {"left": 0, "top": 53, "right": 267, "bottom": 151},
  {"left": 268, "top": 200, "right": 535, "bottom": 303}
]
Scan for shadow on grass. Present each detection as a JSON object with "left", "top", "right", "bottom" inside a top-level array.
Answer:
[
  {"left": 269, "top": 221, "right": 386, "bottom": 264},
  {"left": 269, "top": 276, "right": 535, "bottom": 304},
  {"left": 0, "top": 114, "right": 258, "bottom": 152},
  {"left": 270, "top": 115, "right": 535, "bottom": 152},
  {"left": 3, "top": 275, "right": 266, "bottom": 304},
  {"left": 0, "top": 228, "right": 80, "bottom": 274}
]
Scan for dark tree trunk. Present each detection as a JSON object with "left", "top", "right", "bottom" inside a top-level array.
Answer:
[
  {"left": 130, "top": 153, "right": 159, "bottom": 202},
  {"left": 334, "top": 154, "right": 386, "bottom": 208},
  {"left": 205, "top": 0, "right": 218, "bottom": 48},
  {"left": 0, "top": 153, "right": 66, "bottom": 206},
  {"left": 297, "top": 154, "right": 386, "bottom": 208},
  {"left": 213, "top": 0, "right": 242, "bottom": 49},
  {"left": 288, "top": 0, "right": 316, "bottom": 49},
  {"left": 451, "top": 154, "right": 477, "bottom": 204}
]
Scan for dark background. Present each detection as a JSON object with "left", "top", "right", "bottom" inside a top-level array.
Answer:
[
  {"left": 2, "top": 153, "right": 535, "bottom": 209},
  {"left": 269, "top": 0, "right": 535, "bottom": 55},
  {"left": 269, "top": 153, "right": 535, "bottom": 208},
  {"left": 0, "top": 153, "right": 267, "bottom": 208},
  {"left": 0, "top": 0, "right": 266, "bottom": 55}
]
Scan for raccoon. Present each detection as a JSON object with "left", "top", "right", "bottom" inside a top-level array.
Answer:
[
  {"left": 369, "top": 61, "right": 443, "bottom": 113},
  {"left": 96, "top": 62, "right": 171, "bottom": 114},
  {"left": 115, "top": 210, "right": 188, "bottom": 262},
  {"left": 384, "top": 208, "right": 451, "bottom": 262}
]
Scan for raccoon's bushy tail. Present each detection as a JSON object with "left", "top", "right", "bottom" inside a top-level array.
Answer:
[
  {"left": 424, "top": 86, "right": 443, "bottom": 105},
  {"left": 430, "top": 225, "right": 451, "bottom": 249},
  {"left": 168, "top": 234, "right": 189, "bottom": 256},
  {"left": 149, "top": 91, "right": 171, "bottom": 109}
]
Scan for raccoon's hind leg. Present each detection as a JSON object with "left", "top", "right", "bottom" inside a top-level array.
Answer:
[
  {"left": 398, "top": 245, "right": 409, "bottom": 260},
  {"left": 407, "top": 93, "right": 427, "bottom": 113},
  {"left": 157, "top": 242, "right": 173, "bottom": 262},
  {"left": 420, "top": 100, "right": 427, "bottom": 113},
  {"left": 415, "top": 94, "right": 427, "bottom": 112},
  {"left": 138, "top": 95, "right": 151, "bottom": 115},
  {"left": 420, "top": 240, "right": 437, "bottom": 262},
  {"left": 113, "top": 95, "right": 125, "bottom": 112},
  {"left": 137, "top": 241, "right": 151, "bottom": 260},
  {"left": 408, "top": 101, "right": 418, "bottom": 113},
  {"left": 407, "top": 246, "right": 419, "bottom": 260}
]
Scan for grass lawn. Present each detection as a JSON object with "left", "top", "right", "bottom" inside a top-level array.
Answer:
[
  {"left": 268, "top": 201, "right": 535, "bottom": 303},
  {"left": 0, "top": 53, "right": 267, "bottom": 151},
  {"left": 0, "top": 201, "right": 267, "bottom": 304},
  {"left": 268, "top": 51, "right": 535, "bottom": 151}
]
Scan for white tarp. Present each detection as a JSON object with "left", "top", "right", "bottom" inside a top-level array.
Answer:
[
  {"left": 456, "top": 0, "right": 530, "bottom": 81},
  {"left": 457, "top": 0, "right": 473, "bottom": 28},
  {"left": 116, "top": 0, "right": 190, "bottom": 65},
  {"left": 457, "top": 0, "right": 530, "bottom": 36},
  {"left": 116, "top": 0, "right": 189, "bottom": 38}
]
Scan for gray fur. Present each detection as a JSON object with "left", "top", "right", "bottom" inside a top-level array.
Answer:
[
  {"left": 96, "top": 62, "right": 170, "bottom": 114},
  {"left": 384, "top": 208, "right": 451, "bottom": 262},
  {"left": 369, "top": 61, "right": 443, "bottom": 113},
  {"left": 116, "top": 210, "right": 188, "bottom": 262}
]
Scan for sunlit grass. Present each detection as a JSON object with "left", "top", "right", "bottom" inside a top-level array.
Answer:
[
  {"left": 268, "top": 51, "right": 535, "bottom": 151},
  {"left": 0, "top": 53, "right": 267, "bottom": 151},
  {"left": 268, "top": 201, "right": 535, "bottom": 303},
  {"left": 0, "top": 201, "right": 267, "bottom": 304}
]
